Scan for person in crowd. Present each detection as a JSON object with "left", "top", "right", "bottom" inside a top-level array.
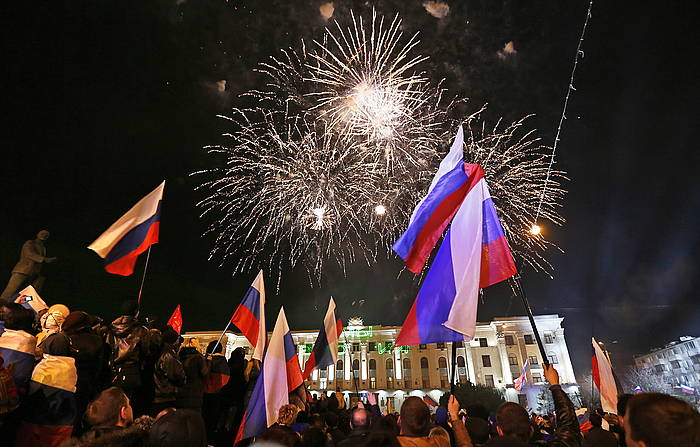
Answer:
[
  {"left": 582, "top": 413, "right": 617, "bottom": 447},
  {"left": 152, "top": 328, "right": 186, "bottom": 416},
  {"left": 243, "top": 358, "right": 261, "bottom": 408},
  {"left": 624, "top": 392, "right": 700, "bottom": 447},
  {"left": 176, "top": 339, "right": 209, "bottom": 412},
  {"left": 15, "top": 330, "right": 77, "bottom": 447},
  {"left": 292, "top": 410, "right": 311, "bottom": 435},
  {"left": 612, "top": 394, "right": 632, "bottom": 447},
  {"left": 216, "top": 347, "right": 247, "bottom": 447},
  {"left": 338, "top": 407, "right": 371, "bottom": 447},
  {"left": 396, "top": 395, "right": 472, "bottom": 447},
  {"left": 148, "top": 407, "right": 207, "bottom": 447},
  {"left": 36, "top": 303, "right": 69, "bottom": 346},
  {"left": 0, "top": 303, "right": 37, "bottom": 393},
  {"left": 257, "top": 404, "right": 301, "bottom": 447},
  {"left": 40, "top": 310, "right": 106, "bottom": 434},
  {"left": 486, "top": 365, "right": 580, "bottom": 447},
  {"left": 202, "top": 340, "right": 230, "bottom": 440},
  {"left": 301, "top": 426, "right": 328, "bottom": 447},
  {"left": 324, "top": 411, "right": 347, "bottom": 444},
  {"left": 64, "top": 386, "right": 148, "bottom": 447},
  {"left": 104, "top": 300, "right": 154, "bottom": 416}
]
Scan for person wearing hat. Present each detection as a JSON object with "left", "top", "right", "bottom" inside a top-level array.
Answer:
[{"left": 36, "top": 303, "right": 70, "bottom": 346}]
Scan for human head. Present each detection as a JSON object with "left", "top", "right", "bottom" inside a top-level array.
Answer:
[
  {"left": 85, "top": 387, "right": 133, "bottom": 427},
  {"left": 62, "top": 311, "right": 93, "bottom": 334},
  {"left": 206, "top": 340, "right": 223, "bottom": 354},
  {"left": 617, "top": 393, "right": 632, "bottom": 424},
  {"left": 350, "top": 407, "right": 369, "bottom": 430},
  {"left": 120, "top": 300, "right": 139, "bottom": 317},
  {"left": 399, "top": 396, "right": 431, "bottom": 436},
  {"left": 495, "top": 402, "right": 533, "bottom": 443},
  {"left": 162, "top": 327, "right": 180, "bottom": 346},
  {"left": 36, "top": 230, "right": 50, "bottom": 241},
  {"left": 3, "top": 303, "right": 35, "bottom": 332},
  {"left": 589, "top": 412, "right": 603, "bottom": 428},
  {"left": 278, "top": 404, "right": 298, "bottom": 426},
  {"left": 625, "top": 393, "right": 700, "bottom": 447}
]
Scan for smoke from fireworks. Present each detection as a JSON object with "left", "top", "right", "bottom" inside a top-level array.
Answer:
[{"left": 196, "top": 10, "right": 566, "bottom": 284}]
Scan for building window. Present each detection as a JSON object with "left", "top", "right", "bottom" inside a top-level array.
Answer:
[
  {"left": 479, "top": 338, "right": 488, "bottom": 347},
  {"left": 403, "top": 357, "right": 412, "bottom": 386},
  {"left": 505, "top": 335, "right": 515, "bottom": 346},
  {"left": 439, "top": 357, "right": 449, "bottom": 388},
  {"left": 419, "top": 344, "right": 427, "bottom": 350},
  {"left": 457, "top": 356, "right": 467, "bottom": 382},
  {"left": 482, "top": 355, "right": 491, "bottom": 367},
  {"left": 320, "top": 368, "right": 327, "bottom": 379},
  {"left": 508, "top": 354, "right": 519, "bottom": 366},
  {"left": 369, "top": 359, "right": 377, "bottom": 378},
  {"left": 654, "top": 364, "right": 666, "bottom": 374},
  {"left": 532, "top": 373, "right": 542, "bottom": 383},
  {"left": 421, "top": 357, "right": 430, "bottom": 388},
  {"left": 544, "top": 334, "right": 554, "bottom": 344},
  {"left": 369, "top": 377, "right": 377, "bottom": 389},
  {"left": 352, "top": 343, "right": 360, "bottom": 352},
  {"left": 386, "top": 358, "right": 394, "bottom": 388},
  {"left": 670, "top": 360, "right": 682, "bottom": 369},
  {"left": 352, "top": 359, "right": 360, "bottom": 376},
  {"left": 528, "top": 355, "right": 538, "bottom": 365},
  {"left": 437, "top": 342, "right": 445, "bottom": 349},
  {"left": 524, "top": 335, "right": 534, "bottom": 345},
  {"left": 368, "top": 342, "right": 377, "bottom": 352},
  {"left": 336, "top": 359, "right": 344, "bottom": 379},
  {"left": 454, "top": 341, "right": 464, "bottom": 348},
  {"left": 691, "top": 355, "right": 700, "bottom": 365},
  {"left": 548, "top": 353, "right": 559, "bottom": 364},
  {"left": 484, "top": 374, "right": 495, "bottom": 387},
  {"left": 673, "top": 348, "right": 680, "bottom": 355}
]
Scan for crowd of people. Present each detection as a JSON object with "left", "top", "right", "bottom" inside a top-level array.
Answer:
[{"left": 0, "top": 299, "right": 698, "bottom": 447}]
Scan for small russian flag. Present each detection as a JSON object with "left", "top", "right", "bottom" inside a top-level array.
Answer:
[
  {"left": 422, "top": 394, "right": 438, "bottom": 407},
  {"left": 230, "top": 270, "right": 266, "bottom": 361},
  {"left": 302, "top": 297, "right": 344, "bottom": 379}
]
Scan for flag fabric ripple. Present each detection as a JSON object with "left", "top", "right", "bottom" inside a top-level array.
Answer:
[
  {"left": 231, "top": 270, "right": 266, "bottom": 361},
  {"left": 396, "top": 163, "right": 517, "bottom": 346},
  {"left": 167, "top": 304, "right": 183, "bottom": 334},
  {"left": 302, "top": 297, "right": 343, "bottom": 379},
  {"left": 88, "top": 181, "right": 165, "bottom": 276},
  {"left": 0, "top": 329, "right": 37, "bottom": 392},
  {"left": 514, "top": 359, "right": 529, "bottom": 391},
  {"left": 16, "top": 354, "right": 78, "bottom": 447},
  {"left": 592, "top": 337, "right": 618, "bottom": 414},
  {"left": 235, "top": 308, "right": 303, "bottom": 444}
]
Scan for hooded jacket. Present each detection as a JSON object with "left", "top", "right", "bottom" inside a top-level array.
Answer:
[
  {"left": 105, "top": 316, "right": 151, "bottom": 387},
  {"left": 154, "top": 345, "right": 186, "bottom": 404}
]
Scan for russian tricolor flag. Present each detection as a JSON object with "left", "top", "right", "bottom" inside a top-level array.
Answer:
[
  {"left": 231, "top": 270, "right": 266, "bottom": 361},
  {"left": 592, "top": 337, "right": 618, "bottom": 414},
  {"left": 395, "top": 126, "right": 517, "bottom": 345},
  {"left": 0, "top": 329, "right": 37, "bottom": 392},
  {"left": 302, "top": 297, "right": 343, "bottom": 379},
  {"left": 514, "top": 359, "right": 529, "bottom": 391},
  {"left": 88, "top": 181, "right": 164, "bottom": 276},
  {"left": 235, "top": 308, "right": 304, "bottom": 444},
  {"left": 11, "top": 285, "right": 48, "bottom": 314},
  {"left": 16, "top": 355, "right": 77, "bottom": 447},
  {"left": 202, "top": 354, "right": 230, "bottom": 394}
]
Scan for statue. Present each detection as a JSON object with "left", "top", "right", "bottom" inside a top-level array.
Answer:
[{"left": 0, "top": 230, "right": 57, "bottom": 301}]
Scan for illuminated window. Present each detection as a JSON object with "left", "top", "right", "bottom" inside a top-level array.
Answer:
[
  {"left": 508, "top": 354, "right": 518, "bottom": 366},
  {"left": 386, "top": 358, "right": 394, "bottom": 388},
  {"left": 437, "top": 342, "right": 445, "bottom": 349},
  {"left": 352, "top": 359, "right": 360, "bottom": 376},
  {"left": 352, "top": 343, "right": 360, "bottom": 352},
  {"left": 403, "top": 358, "right": 412, "bottom": 388},
  {"left": 528, "top": 355, "right": 538, "bottom": 365},
  {"left": 421, "top": 357, "right": 430, "bottom": 388},
  {"left": 336, "top": 359, "right": 344, "bottom": 379},
  {"left": 544, "top": 334, "right": 554, "bottom": 344},
  {"left": 439, "top": 357, "right": 449, "bottom": 388},
  {"left": 457, "top": 356, "right": 467, "bottom": 383},
  {"left": 419, "top": 344, "right": 427, "bottom": 350},
  {"left": 548, "top": 353, "right": 559, "bottom": 364}
]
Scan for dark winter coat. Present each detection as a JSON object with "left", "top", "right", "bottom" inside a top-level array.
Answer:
[
  {"left": 105, "top": 316, "right": 152, "bottom": 389},
  {"left": 61, "top": 425, "right": 148, "bottom": 447},
  {"left": 153, "top": 345, "right": 186, "bottom": 404},
  {"left": 176, "top": 347, "right": 209, "bottom": 410}
]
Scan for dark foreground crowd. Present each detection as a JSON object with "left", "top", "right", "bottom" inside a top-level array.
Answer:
[{"left": 0, "top": 300, "right": 698, "bottom": 447}]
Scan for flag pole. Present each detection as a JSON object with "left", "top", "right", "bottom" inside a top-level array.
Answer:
[
  {"left": 512, "top": 274, "right": 550, "bottom": 369},
  {"left": 136, "top": 246, "right": 153, "bottom": 315},
  {"left": 450, "top": 341, "right": 458, "bottom": 395},
  {"left": 212, "top": 320, "right": 232, "bottom": 354}
]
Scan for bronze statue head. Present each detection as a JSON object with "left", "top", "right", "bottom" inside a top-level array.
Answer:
[{"left": 37, "top": 230, "right": 50, "bottom": 241}]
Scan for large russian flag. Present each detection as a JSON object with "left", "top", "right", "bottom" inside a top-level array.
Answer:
[
  {"left": 393, "top": 125, "right": 480, "bottom": 274},
  {"left": 16, "top": 355, "right": 77, "bottom": 447},
  {"left": 0, "top": 329, "right": 37, "bottom": 391},
  {"left": 302, "top": 297, "right": 343, "bottom": 379},
  {"left": 231, "top": 270, "right": 266, "bottom": 361},
  {"left": 235, "top": 308, "right": 303, "bottom": 444},
  {"left": 88, "top": 181, "right": 165, "bottom": 276},
  {"left": 396, "top": 164, "right": 517, "bottom": 345}
]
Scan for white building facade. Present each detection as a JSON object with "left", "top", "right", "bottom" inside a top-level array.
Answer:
[
  {"left": 185, "top": 314, "right": 578, "bottom": 411},
  {"left": 633, "top": 336, "right": 700, "bottom": 391}
]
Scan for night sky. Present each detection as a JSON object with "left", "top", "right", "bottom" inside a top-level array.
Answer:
[{"left": 3, "top": 1, "right": 699, "bottom": 383}]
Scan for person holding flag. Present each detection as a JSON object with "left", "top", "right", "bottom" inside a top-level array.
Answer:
[
  {"left": 302, "top": 297, "right": 343, "bottom": 380},
  {"left": 235, "top": 307, "right": 303, "bottom": 445}
]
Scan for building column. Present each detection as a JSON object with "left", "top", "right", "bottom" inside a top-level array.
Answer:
[
  {"left": 465, "top": 344, "right": 477, "bottom": 384},
  {"left": 394, "top": 349, "right": 402, "bottom": 380},
  {"left": 361, "top": 345, "right": 368, "bottom": 380},
  {"left": 344, "top": 346, "right": 352, "bottom": 381},
  {"left": 497, "top": 337, "right": 514, "bottom": 384}
]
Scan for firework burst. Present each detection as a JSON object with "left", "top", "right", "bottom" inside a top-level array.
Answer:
[{"left": 196, "top": 9, "right": 566, "bottom": 284}]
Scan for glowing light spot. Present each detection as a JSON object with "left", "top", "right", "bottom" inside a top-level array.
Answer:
[
  {"left": 529, "top": 224, "right": 542, "bottom": 236},
  {"left": 374, "top": 204, "right": 387, "bottom": 215}
]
